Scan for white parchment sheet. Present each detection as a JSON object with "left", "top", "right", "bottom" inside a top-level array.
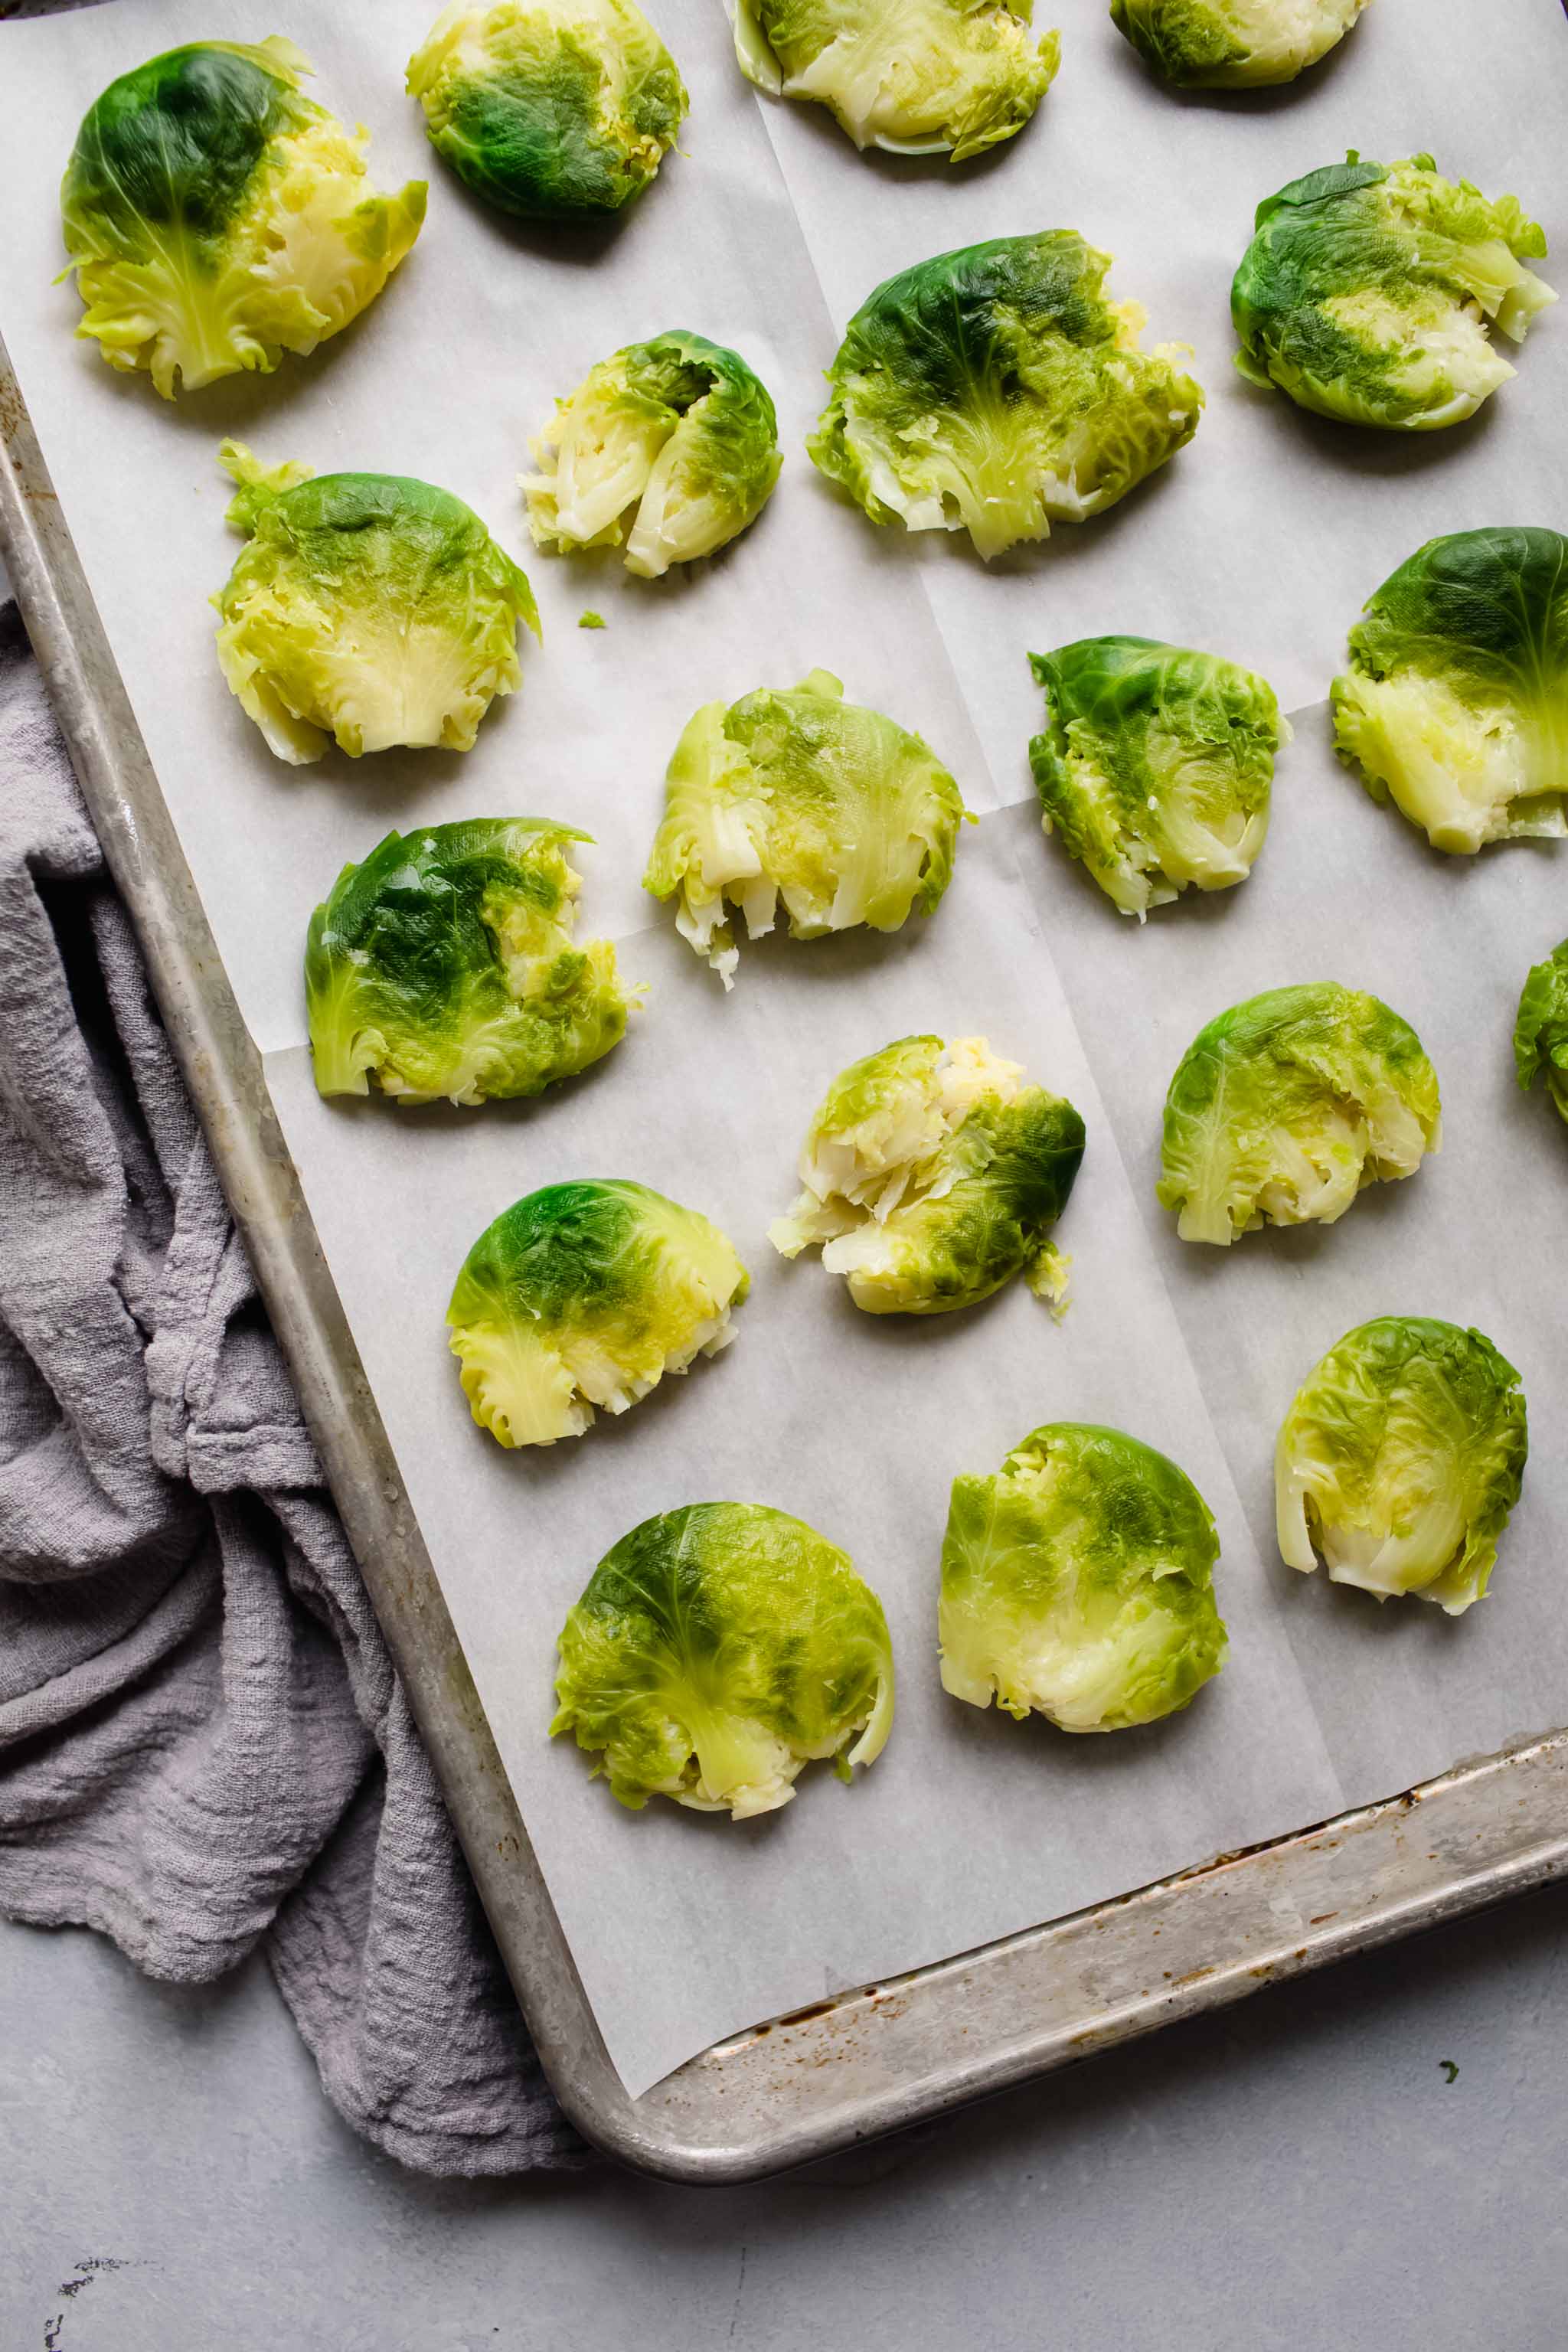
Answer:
[{"left": 2, "top": 0, "right": 1566, "bottom": 2096}]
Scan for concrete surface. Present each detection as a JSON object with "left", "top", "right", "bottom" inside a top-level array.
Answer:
[{"left": 2, "top": 1886, "right": 1566, "bottom": 2351}]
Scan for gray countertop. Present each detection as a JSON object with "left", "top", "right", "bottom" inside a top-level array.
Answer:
[{"left": 2, "top": 1888, "right": 1563, "bottom": 2350}]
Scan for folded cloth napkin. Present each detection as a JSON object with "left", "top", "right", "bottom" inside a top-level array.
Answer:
[{"left": 0, "top": 603, "right": 581, "bottom": 2174}]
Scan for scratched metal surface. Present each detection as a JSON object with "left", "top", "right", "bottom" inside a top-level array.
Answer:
[
  {"left": 7, "top": 345, "right": 1568, "bottom": 2182},
  {"left": 8, "top": 0, "right": 1568, "bottom": 2147}
]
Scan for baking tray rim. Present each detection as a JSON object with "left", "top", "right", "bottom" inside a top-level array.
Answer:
[{"left": 5, "top": 338, "right": 1566, "bottom": 2186}]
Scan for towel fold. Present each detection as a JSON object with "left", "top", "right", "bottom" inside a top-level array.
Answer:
[{"left": 0, "top": 604, "right": 581, "bottom": 2175}]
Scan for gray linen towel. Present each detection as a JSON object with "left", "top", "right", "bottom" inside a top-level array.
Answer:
[{"left": 0, "top": 603, "right": 582, "bottom": 2174}]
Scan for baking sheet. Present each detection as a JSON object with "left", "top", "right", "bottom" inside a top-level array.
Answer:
[{"left": 2, "top": 0, "right": 1565, "bottom": 2096}]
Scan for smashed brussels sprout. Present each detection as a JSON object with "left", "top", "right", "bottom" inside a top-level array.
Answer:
[
  {"left": 1158, "top": 984, "right": 1440, "bottom": 1246},
  {"left": 521, "top": 332, "right": 781, "bottom": 577},
  {"left": 733, "top": 0, "right": 1059, "bottom": 162},
  {"left": 770, "top": 1034, "right": 1085, "bottom": 1313},
  {"left": 808, "top": 233, "right": 1204, "bottom": 560},
  {"left": 1028, "top": 636, "right": 1287, "bottom": 917},
  {"left": 1515, "top": 938, "right": 1568, "bottom": 1126},
  {"left": 448, "top": 1181, "right": 747, "bottom": 1447},
  {"left": 1232, "top": 153, "right": 1557, "bottom": 431},
  {"left": 214, "top": 443, "right": 539, "bottom": 763},
  {"left": 939, "top": 1423, "right": 1227, "bottom": 1732},
  {"left": 551, "top": 1502, "right": 894, "bottom": 1815},
  {"left": 642, "top": 670, "right": 966, "bottom": 985},
  {"left": 1276, "top": 1318, "right": 1528, "bottom": 1615},
  {"left": 305, "top": 820, "right": 629, "bottom": 1105},
  {"left": 1332, "top": 528, "right": 1568, "bottom": 853},
  {"left": 1111, "top": 0, "right": 1371, "bottom": 87},
  {"left": 407, "top": 0, "right": 686, "bottom": 220},
  {"left": 60, "top": 38, "right": 424, "bottom": 400}
]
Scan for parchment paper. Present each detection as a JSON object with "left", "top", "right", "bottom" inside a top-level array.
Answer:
[{"left": 2, "top": 0, "right": 1565, "bottom": 2097}]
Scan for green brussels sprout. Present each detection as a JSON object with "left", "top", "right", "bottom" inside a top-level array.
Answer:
[
  {"left": 551, "top": 1502, "right": 894, "bottom": 1815},
  {"left": 642, "top": 669, "right": 967, "bottom": 985},
  {"left": 407, "top": 0, "right": 687, "bottom": 220},
  {"left": 808, "top": 234, "right": 1204, "bottom": 561},
  {"left": 60, "top": 38, "right": 425, "bottom": 400},
  {"left": 213, "top": 443, "right": 540, "bottom": 765},
  {"left": 1158, "top": 983, "right": 1441, "bottom": 1246},
  {"left": 521, "top": 332, "right": 782, "bottom": 578},
  {"left": 1276, "top": 1318, "right": 1528, "bottom": 1615},
  {"left": 1231, "top": 153, "right": 1557, "bottom": 432},
  {"left": 448, "top": 1181, "right": 748, "bottom": 1447},
  {"left": 733, "top": 0, "right": 1059, "bottom": 163},
  {"left": 1331, "top": 529, "right": 1568, "bottom": 854},
  {"left": 769, "top": 1034, "right": 1085, "bottom": 1313},
  {"left": 1110, "top": 0, "right": 1370, "bottom": 88},
  {"left": 1515, "top": 937, "right": 1568, "bottom": 1126},
  {"left": 1027, "top": 636, "right": 1288, "bottom": 918},
  {"left": 305, "top": 819, "right": 630, "bottom": 1105},
  {"left": 939, "top": 1423, "right": 1227, "bottom": 1732}
]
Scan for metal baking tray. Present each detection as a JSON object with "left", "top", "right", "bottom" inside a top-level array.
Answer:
[{"left": 7, "top": 344, "right": 1568, "bottom": 2183}]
